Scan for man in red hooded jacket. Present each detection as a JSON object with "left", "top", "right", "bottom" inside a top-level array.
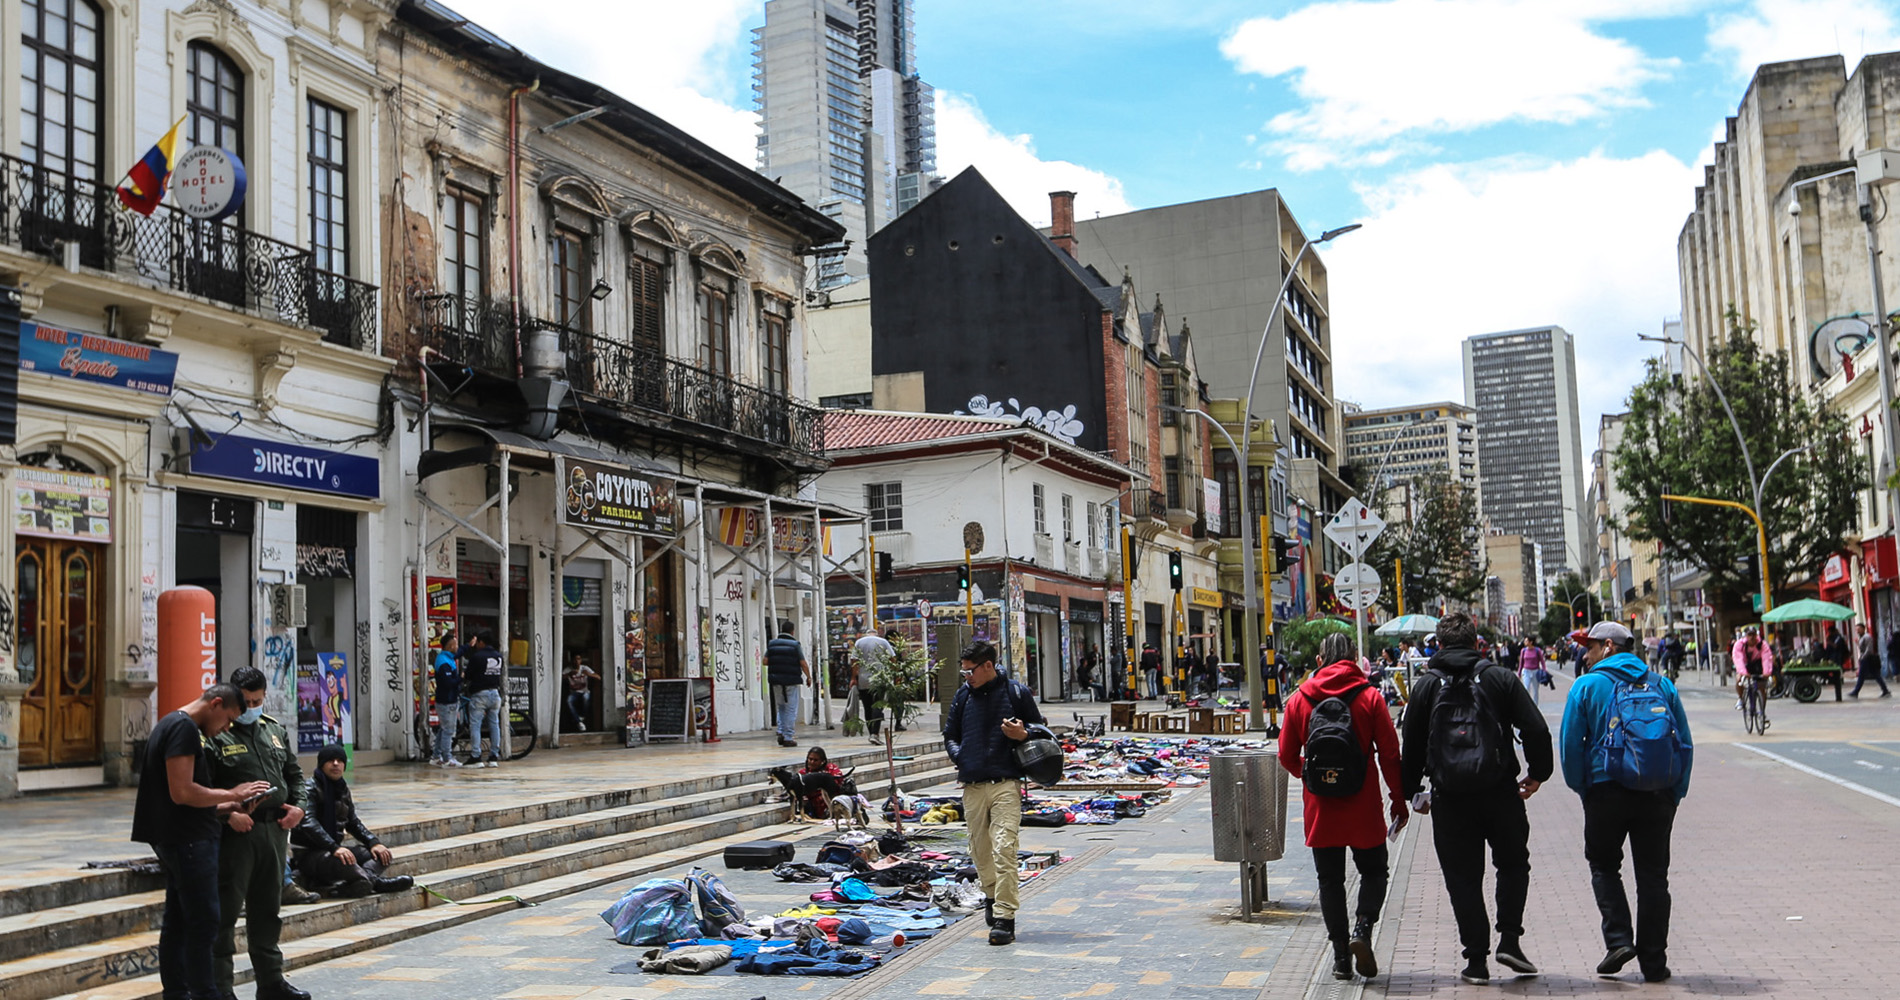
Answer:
[{"left": 1279, "top": 633, "right": 1408, "bottom": 981}]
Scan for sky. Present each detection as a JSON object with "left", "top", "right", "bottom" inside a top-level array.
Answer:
[{"left": 438, "top": 0, "right": 1900, "bottom": 449}]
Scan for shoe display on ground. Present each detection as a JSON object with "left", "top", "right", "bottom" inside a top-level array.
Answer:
[
  {"left": 280, "top": 880, "right": 321, "bottom": 905},
  {"left": 988, "top": 917, "right": 1015, "bottom": 946},
  {"left": 1495, "top": 942, "right": 1537, "bottom": 975},
  {"left": 1459, "top": 960, "right": 1490, "bottom": 985},
  {"left": 1597, "top": 945, "right": 1638, "bottom": 976}
]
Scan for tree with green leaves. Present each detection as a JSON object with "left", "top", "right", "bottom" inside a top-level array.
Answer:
[
  {"left": 1362, "top": 469, "right": 1488, "bottom": 617},
  {"left": 1537, "top": 572, "right": 1604, "bottom": 644},
  {"left": 842, "top": 636, "right": 929, "bottom": 833},
  {"left": 1612, "top": 320, "right": 1862, "bottom": 614}
]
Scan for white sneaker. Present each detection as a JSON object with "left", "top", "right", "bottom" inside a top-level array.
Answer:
[
  {"left": 484, "top": 759, "right": 498, "bottom": 768},
  {"left": 577, "top": 722, "right": 586, "bottom": 732},
  {"left": 442, "top": 759, "right": 463, "bottom": 768}
]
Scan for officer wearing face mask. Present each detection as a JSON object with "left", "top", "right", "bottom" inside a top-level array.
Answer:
[{"left": 206, "top": 665, "right": 311, "bottom": 1000}]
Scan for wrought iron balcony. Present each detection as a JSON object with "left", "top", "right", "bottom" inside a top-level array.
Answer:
[
  {"left": 0, "top": 153, "right": 378, "bottom": 349},
  {"left": 1147, "top": 489, "right": 1168, "bottom": 520},
  {"left": 562, "top": 327, "right": 824, "bottom": 455},
  {"left": 416, "top": 291, "right": 518, "bottom": 375}
]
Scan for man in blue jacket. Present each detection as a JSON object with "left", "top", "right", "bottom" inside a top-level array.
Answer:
[
  {"left": 943, "top": 639, "right": 1043, "bottom": 947},
  {"left": 1559, "top": 620, "right": 1693, "bottom": 985}
]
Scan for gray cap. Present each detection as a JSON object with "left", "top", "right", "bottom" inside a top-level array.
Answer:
[{"left": 1585, "top": 620, "right": 1634, "bottom": 643}]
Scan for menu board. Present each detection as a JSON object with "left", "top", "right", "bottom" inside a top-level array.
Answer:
[
  {"left": 645, "top": 678, "right": 692, "bottom": 742},
  {"left": 15, "top": 468, "right": 112, "bottom": 542}
]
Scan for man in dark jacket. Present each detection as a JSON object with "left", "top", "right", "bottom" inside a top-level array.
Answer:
[
  {"left": 1401, "top": 613, "right": 1554, "bottom": 985},
  {"left": 460, "top": 631, "right": 506, "bottom": 767},
  {"left": 943, "top": 640, "right": 1044, "bottom": 947},
  {"left": 764, "top": 630, "right": 811, "bottom": 747},
  {"left": 292, "top": 745, "right": 413, "bottom": 897}
]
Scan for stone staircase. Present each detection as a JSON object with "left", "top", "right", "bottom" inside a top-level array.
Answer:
[{"left": 0, "top": 743, "right": 953, "bottom": 1000}]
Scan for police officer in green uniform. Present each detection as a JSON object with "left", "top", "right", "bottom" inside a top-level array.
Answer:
[{"left": 207, "top": 665, "right": 312, "bottom": 1000}]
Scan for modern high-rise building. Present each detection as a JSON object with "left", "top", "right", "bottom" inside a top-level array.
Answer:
[
  {"left": 1342, "top": 401, "right": 1480, "bottom": 492},
  {"left": 1463, "top": 326, "right": 1588, "bottom": 579},
  {"left": 753, "top": 0, "right": 937, "bottom": 288}
]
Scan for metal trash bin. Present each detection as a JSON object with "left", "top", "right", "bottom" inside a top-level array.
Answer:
[{"left": 1209, "top": 745, "right": 1289, "bottom": 918}]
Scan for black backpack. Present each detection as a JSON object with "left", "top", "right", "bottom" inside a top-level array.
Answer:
[
  {"left": 1301, "top": 684, "right": 1370, "bottom": 798},
  {"left": 1425, "top": 665, "right": 1507, "bottom": 793}
]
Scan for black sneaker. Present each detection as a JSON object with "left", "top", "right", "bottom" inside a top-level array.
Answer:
[
  {"left": 1641, "top": 964, "right": 1671, "bottom": 983},
  {"left": 1350, "top": 925, "right": 1377, "bottom": 978},
  {"left": 1597, "top": 945, "right": 1638, "bottom": 976},
  {"left": 988, "top": 917, "right": 1015, "bottom": 946},
  {"left": 1459, "top": 960, "right": 1490, "bottom": 985},
  {"left": 1495, "top": 941, "right": 1538, "bottom": 975},
  {"left": 1332, "top": 948, "right": 1354, "bottom": 981}
]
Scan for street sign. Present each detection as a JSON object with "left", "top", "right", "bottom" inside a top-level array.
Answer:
[
  {"left": 917, "top": 599, "right": 933, "bottom": 617},
  {"left": 1323, "top": 497, "right": 1386, "bottom": 559},
  {"left": 1697, "top": 603, "right": 1715, "bottom": 620},
  {"left": 1334, "top": 561, "right": 1382, "bottom": 611},
  {"left": 963, "top": 521, "right": 985, "bottom": 553}
]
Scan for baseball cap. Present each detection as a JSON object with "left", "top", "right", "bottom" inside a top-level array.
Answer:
[{"left": 1584, "top": 620, "right": 1633, "bottom": 643}]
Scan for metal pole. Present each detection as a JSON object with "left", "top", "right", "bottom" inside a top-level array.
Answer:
[
  {"left": 1859, "top": 181, "right": 1900, "bottom": 538},
  {"left": 867, "top": 533, "right": 878, "bottom": 628},
  {"left": 1260, "top": 513, "right": 1279, "bottom": 735},
  {"left": 1183, "top": 408, "right": 1261, "bottom": 729},
  {"left": 964, "top": 546, "right": 974, "bottom": 627},
  {"left": 1123, "top": 525, "right": 1137, "bottom": 698},
  {"left": 1396, "top": 557, "right": 1405, "bottom": 617}
]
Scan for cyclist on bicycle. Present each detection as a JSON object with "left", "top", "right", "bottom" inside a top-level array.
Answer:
[{"left": 1733, "top": 627, "right": 1773, "bottom": 708}]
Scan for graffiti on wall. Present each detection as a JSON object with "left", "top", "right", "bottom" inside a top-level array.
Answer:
[
  {"left": 382, "top": 599, "right": 402, "bottom": 725},
  {"left": 955, "top": 395, "right": 1085, "bottom": 444}
]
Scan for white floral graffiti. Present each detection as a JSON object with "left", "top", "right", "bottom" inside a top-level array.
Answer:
[{"left": 955, "top": 395, "right": 1085, "bottom": 444}]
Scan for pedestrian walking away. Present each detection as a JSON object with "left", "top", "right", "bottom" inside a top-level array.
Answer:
[
  {"left": 1400, "top": 612, "right": 1554, "bottom": 985},
  {"left": 1279, "top": 633, "right": 1408, "bottom": 982},
  {"left": 1139, "top": 642, "right": 1162, "bottom": 699},
  {"left": 207, "top": 666, "right": 312, "bottom": 1000},
  {"left": 1559, "top": 620, "right": 1694, "bottom": 984},
  {"left": 849, "top": 629, "right": 895, "bottom": 741},
  {"left": 942, "top": 639, "right": 1045, "bottom": 947},
  {"left": 431, "top": 629, "right": 462, "bottom": 766},
  {"left": 293, "top": 744, "right": 415, "bottom": 897},
  {"left": 1851, "top": 622, "right": 1891, "bottom": 697},
  {"left": 461, "top": 630, "right": 507, "bottom": 766},
  {"left": 764, "top": 629, "right": 812, "bottom": 747},
  {"left": 131, "top": 684, "right": 270, "bottom": 1000}
]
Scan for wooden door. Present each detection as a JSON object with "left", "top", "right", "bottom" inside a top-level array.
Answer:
[{"left": 17, "top": 538, "right": 104, "bottom": 767}]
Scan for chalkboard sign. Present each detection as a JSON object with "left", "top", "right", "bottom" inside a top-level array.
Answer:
[{"left": 645, "top": 678, "right": 692, "bottom": 742}]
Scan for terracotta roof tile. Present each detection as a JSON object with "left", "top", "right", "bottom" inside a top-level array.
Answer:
[{"left": 822, "top": 410, "right": 1020, "bottom": 451}]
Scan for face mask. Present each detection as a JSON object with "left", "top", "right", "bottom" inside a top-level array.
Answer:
[{"left": 237, "top": 705, "right": 264, "bottom": 725}]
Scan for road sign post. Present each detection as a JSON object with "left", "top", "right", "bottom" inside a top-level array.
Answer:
[{"left": 1324, "top": 498, "right": 1386, "bottom": 666}]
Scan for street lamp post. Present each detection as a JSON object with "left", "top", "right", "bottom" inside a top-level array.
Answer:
[{"left": 1236, "top": 223, "right": 1362, "bottom": 731}]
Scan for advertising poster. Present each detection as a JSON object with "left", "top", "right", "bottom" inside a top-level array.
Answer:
[
  {"left": 298, "top": 652, "right": 353, "bottom": 753},
  {"left": 563, "top": 458, "right": 677, "bottom": 536},
  {"left": 15, "top": 467, "right": 112, "bottom": 542}
]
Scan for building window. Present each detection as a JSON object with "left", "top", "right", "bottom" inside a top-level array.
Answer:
[
  {"left": 1165, "top": 456, "right": 1182, "bottom": 510},
  {"left": 867, "top": 482, "right": 903, "bottom": 532},
  {"left": 552, "top": 226, "right": 589, "bottom": 331},
  {"left": 1033, "top": 483, "right": 1047, "bottom": 535},
  {"left": 22, "top": 0, "right": 104, "bottom": 180},
  {"left": 306, "top": 98, "right": 349, "bottom": 275},
  {"left": 629, "top": 254, "right": 664, "bottom": 353},
  {"left": 1086, "top": 501, "right": 1100, "bottom": 549},
  {"left": 1160, "top": 372, "right": 1178, "bottom": 425},
  {"left": 1061, "top": 494, "right": 1074, "bottom": 542},
  {"left": 698, "top": 286, "right": 731, "bottom": 375},
  {"left": 442, "top": 185, "right": 485, "bottom": 303},
  {"left": 1214, "top": 451, "right": 1240, "bottom": 538},
  {"left": 762, "top": 311, "right": 789, "bottom": 395},
  {"left": 187, "top": 42, "right": 243, "bottom": 162}
]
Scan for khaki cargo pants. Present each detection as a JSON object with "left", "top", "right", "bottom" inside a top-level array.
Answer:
[{"left": 963, "top": 778, "right": 1024, "bottom": 919}]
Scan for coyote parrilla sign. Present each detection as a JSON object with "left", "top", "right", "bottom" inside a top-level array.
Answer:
[{"left": 562, "top": 458, "right": 677, "bottom": 537}]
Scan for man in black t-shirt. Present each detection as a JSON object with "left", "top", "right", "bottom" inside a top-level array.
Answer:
[
  {"left": 460, "top": 631, "right": 507, "bottom": 766},
  {"left": 133, "top": 683, "right": 269, "bottom": 1000}
]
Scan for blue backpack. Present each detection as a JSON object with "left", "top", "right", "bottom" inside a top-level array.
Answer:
[{"left": 1600, "top": 672, "right": 1686, "bottom": 792}]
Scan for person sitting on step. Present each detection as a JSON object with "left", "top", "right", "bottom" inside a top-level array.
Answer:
[
  {"left": 770, "top": 747, "right": 861, "bottom": 820},
  {"left": 291, "top": 744, "right": 414, "bottom": 898}
]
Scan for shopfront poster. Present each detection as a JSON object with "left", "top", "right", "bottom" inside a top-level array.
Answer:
[
  {"left": 563, "top": 458, "right": 677, "bottom": 536},
  {"left": 298, "top": 652, "right": 352, "bottom": 753},
  {"left": 15, "top": 467, "right": 112, "bottom": 542}
]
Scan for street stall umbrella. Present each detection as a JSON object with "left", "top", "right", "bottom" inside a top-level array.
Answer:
[
  {"left": 1375, "top": 613, "right": 1441, "bottom": 636},
  {"left": 1761, "top": 598, "right": 1856, "bottom": 623}
]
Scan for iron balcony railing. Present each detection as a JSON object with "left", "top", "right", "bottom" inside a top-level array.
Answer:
[
  {"left": 415, "top": 292, "right": 519, "bottom": 376},
  {"left": 0, "top": 153, "right": 377, "bottom": 349},
  {"left": 1147, "top": 489, "right": 1168, "bottom": 520}
]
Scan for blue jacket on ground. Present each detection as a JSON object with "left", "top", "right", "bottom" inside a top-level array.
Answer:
[{"left": 1559, "top": 651, "right": 1693, "bottom": 801}]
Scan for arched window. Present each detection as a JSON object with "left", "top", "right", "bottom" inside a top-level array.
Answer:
[
  {"left": 186, "top": 42, "right": 243, "bottom": 160},
  {"left": 22, "top": 0, "right": 104, "bottom": 180}
]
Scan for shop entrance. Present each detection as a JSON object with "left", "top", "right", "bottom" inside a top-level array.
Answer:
[
  {"left": 175, "top": 491, "right": 255, "bottom": 684},
  {"left": 16, "top": 538, "right": 104, "bottom": 767},
  {"left": 560, "top": 562, "right": 604, "bottom": 733}
]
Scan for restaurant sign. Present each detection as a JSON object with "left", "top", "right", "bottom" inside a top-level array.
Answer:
[
  {"left": 15, "top": 467, "right": 112, "bottom": 542},
  {"left": 561, "top": 458, "right": 677, "bottom": 536}
]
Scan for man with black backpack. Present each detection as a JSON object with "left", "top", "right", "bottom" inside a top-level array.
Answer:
[
  {"left": 1401, "top": 612, "right": 1553, "bottom": 985},
  {"left": 1279, "top": 633, "right": 1407, "bottom": 981},
  {"left": 1559, "top": 619, "right": 1692, "bottom": 984}
]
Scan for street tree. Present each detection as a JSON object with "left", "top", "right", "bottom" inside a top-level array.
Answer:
[
  {"left": 1537, "top": 571, "right": 1605, "bottom": 644},
  {"left": 1362, "top": 469, "right": 1487, "bottom": 617},
  {"left": 1612, "top": 321, "right": 1862, "bottom": 614}
]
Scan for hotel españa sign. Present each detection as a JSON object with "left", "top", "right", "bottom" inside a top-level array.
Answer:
[
  {"left": 19, "top": 321, "right": 179, "bottom": 396},
  {"left": 189, "top": 433, "right": 380, "bottom": 499}
]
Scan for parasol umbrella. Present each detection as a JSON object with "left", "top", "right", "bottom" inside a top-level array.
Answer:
[
  {"left": 1375, "top": 613, "right": 1440, "bottom": 636},
  {"left": 1761, "top": 598, "right": 1856, "bottom": 623}
]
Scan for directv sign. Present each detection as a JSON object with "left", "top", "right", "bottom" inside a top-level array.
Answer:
[{"left": 188, "top": 432, "right": 379, "bottom": 499}]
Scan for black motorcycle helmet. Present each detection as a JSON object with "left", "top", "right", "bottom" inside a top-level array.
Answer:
[{"left": 1014, "top": 724, "right": 1064, "bottom": 786}]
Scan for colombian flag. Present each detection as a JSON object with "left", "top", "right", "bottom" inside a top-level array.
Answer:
[{"left": 115, "top": 118, "right": 184, "bottom": 216}]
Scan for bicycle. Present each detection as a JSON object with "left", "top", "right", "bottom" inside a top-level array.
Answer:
[
  {"left": 414, "top": 697, "right": 538, "bottom": 763},
  {"left": 1739, "top": 673, "right": 1770, "bottom": 736}
]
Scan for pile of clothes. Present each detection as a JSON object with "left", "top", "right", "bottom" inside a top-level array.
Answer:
[{"left": 1059, "top": 734, "right": 1264, "bottom": 785}]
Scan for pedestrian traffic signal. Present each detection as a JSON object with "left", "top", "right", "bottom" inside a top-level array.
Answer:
[
  {"left": 956, "top": 563, "right": 970, "bottom": 591},
  {"left": 1270, "top": 535, "right": 1295, "bottom": 572},
  {"left": 1575, "top": 608, "right": 1585, "bottom": 622},
  {"left": 1168, "top": 551, "right": 1183, "bottom": 590}
]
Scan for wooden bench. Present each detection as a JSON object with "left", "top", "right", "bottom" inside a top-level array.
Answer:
[{"left": 1153, "top": 713, "right": 1189, "bottom": 734}]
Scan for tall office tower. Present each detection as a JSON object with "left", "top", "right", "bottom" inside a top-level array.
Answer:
[
  {"left": 1462, "top": 326, "right": 1588, "bottom": 580},
  {"left": 754, "top": 0, "right": 938, "bottom": 288}
]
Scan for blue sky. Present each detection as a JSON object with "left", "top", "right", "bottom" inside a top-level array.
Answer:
[{"left": 445, "top": 0, "right": 1900, "bottom": 443}]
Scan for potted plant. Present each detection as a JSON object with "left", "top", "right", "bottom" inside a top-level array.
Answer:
[{"left": 843, "top": 635, "right": 930, "bottom": 833}]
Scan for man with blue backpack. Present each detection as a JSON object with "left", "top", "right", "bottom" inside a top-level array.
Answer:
[{"left": 1560, "top": 620, "right": 1693, "bottom": 985}]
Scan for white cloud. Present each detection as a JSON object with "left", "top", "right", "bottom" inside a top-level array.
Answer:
[
  {"left": 1708, "top": 0, "right": 1900, "bottom": 78},
  {"left": 1326, "top": 151, "right": 1705, "bottom": 438},
  {"left": 933, "top": 93, "right": 1133, "bottom": 227},
  {"left": 429, "top": 0, "right": 761, "bottom": 164},
  {"left": 1222, "top": 0, "right": 1678, "bottom": 170}
]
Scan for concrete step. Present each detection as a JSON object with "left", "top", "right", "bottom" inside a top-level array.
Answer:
[
  {"left": 5, "top": 756, "right": 959, "bottom": 1000},
  {"left": 0, "top": 740, "right": 937, "bottom": 920}
]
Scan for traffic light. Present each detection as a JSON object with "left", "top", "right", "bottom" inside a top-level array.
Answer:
[
  {"left": 1168, "top": 551, "right": 1183, "bottom": 591},
  {"left": 1574, "top": 608, "right": 1585, "bottom": 622},
  {"left": 877, "top": 551, "right": 894, "bottom": 582},
  {"left": 956, "top": 562, "right": 970, "bottom": 591},
  {"left": 1271, "top": 536, "right": 1295, "bottom": 573}
]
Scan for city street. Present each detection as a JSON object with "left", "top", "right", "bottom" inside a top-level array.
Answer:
[{"left": 86, "top": 666, "right": 1886, "bottom": 1000}]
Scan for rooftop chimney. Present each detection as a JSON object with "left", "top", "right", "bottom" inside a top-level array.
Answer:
[{"left": 1050, "top": 190, "right": 1076, "bottom": 256}]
